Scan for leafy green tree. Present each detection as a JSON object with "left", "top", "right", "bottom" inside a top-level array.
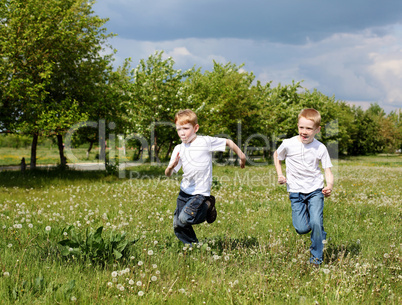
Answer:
[
  {"left": 127, "top": 51, "right": 193, "bottom": 162},
  {"left": 0, "top": 0, "right": 119, "bottom": 168},
  {"left": 182, "top": 61, "right": 262, "bottom": 161}
]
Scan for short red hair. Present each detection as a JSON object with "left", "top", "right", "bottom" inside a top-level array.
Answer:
[
  {"left": 174, "top": 109, "right": 198, "bottom": 126},
  {"left": 298, "top": 108, "right": 321, "bottom": 128}
]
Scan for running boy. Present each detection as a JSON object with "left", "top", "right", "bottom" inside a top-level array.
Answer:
[
  {"left": 273, "top": 108, "right": 334, "bottom": 266},
  {"left": 165, "top": 109, "right": 246, "bottom": 245}
]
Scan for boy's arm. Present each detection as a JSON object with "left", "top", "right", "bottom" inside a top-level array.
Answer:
[
  {"left": 322, "top": 167, "right": 334, "bottom": 197},
  {"left": 165, "top": 152, "right": 180, "bottom": 177},
  {"left": 273, "top": 150, "right": 286, "bottom": 184},
  {"left": 226, "top": 139, "right": 246, "bottom": 168}
]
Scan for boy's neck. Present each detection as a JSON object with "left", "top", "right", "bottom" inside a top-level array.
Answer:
[{"left": 187, "top": 134, "right": 197, "bottom": 143}]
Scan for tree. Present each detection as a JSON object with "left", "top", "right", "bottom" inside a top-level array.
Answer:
[
  {"left": 183, "top": 61, "right": 262, "bottom": 160},
  {"left": 0, "top": 0, "right": 118, "bottom": 168},
  {"left": 128, "top": 51, "right": 194, "bottom": 162}
]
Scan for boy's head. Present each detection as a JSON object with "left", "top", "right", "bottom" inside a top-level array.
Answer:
[
  {"left": 297, "top": 108, "right": 321, "bottom": 144},
  {"left": 175, "top": 109, "right": 198, "bottom": 126},
  {"left": 298, "top": 108, "right": 321, "bottom": 128},
  {"left": 175, "top": 109, "right": 199, "bottom": 144}
]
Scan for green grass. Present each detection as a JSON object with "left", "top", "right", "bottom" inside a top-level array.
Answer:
[
  {"left": 0, "top": 146, "right": 140, "bottom": 166},
  {"left": 0, "top": 156, "right": 401, "bottom": 304}
]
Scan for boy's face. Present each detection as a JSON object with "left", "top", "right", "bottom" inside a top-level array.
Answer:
[
  {"left": 297, "top": 117, "right": 321, "bottom": 144},
  {"left": 176, "top": 123, "right": 199, "bottom": 144}
]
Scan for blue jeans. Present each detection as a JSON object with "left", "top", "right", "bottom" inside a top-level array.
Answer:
[
  {"left": 173, "top": 190, "right": 208, "bottom": 245},
  {"left": 289, "top": 189, "right": 326, "bottom": 264}
]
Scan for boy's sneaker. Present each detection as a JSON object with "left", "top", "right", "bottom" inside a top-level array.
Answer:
[{"left": 206, "top": 196, "right": 217, "bottom": 224}]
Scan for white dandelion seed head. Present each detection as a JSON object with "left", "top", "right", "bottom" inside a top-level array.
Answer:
[
  {"left": 136, "top": 281, "right": 142, "bottom": 287},
  {"left": 151, "top": 276, "right": 157, "bottom": 281},
  {"left": 138, "top": 290, "right": 144, "bottom": 296},
  {"left": 111, "top": 271, "right": 118, "bottom": 278},
  {"left": 138, "top": 261, "right": 143, "bottom": 266},
  {"left": 147, "top": 250, "right": 154, "bottom": 256},
  {"left": 45, "top": 226, "right": 51, "bottom": 231}
]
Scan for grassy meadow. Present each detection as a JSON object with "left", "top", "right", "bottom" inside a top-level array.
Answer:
[{"left": 0, "top": 154, "right": 401, "bottom": 304}]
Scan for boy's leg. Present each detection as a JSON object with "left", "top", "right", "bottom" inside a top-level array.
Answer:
[
  {"left": 289, "top": 192, "right": 311, "bottom": 235},
  {"left": 206, "top": 195, "right": 217, "bottom": 223},
  {"left": 173, "top": 192, "right": 208, "bottom": 245},
  {"left": 307, "top": 189, "right": 326, "bottom": 265}
]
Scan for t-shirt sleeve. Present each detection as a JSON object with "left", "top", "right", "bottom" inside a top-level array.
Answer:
[
  {"left": 276, "top": 140, "right": 287, "bottom": 161},
  {"left": 319, "top": 145, "right": 333, "bottom": 169},
  {"left": 207, "top": 136, "right": 227, "bottom": 152},
  {"left": 168, "top": 145, "right": 182, "bottom": 173}
]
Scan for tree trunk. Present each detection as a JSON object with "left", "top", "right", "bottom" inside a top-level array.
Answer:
[
  {"left": 30, "top": 133, "right": 38, "bottom": 169},
  {"left": 57, "top": 134, "right": 66, "bottom": 167},
  {"left": 165, "top": 140, "right": 173, "bottom": 160},
  {"left": 86, "top": 141, "right": 94, "bottom": 158}
]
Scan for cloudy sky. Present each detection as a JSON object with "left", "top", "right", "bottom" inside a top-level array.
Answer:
[{"left": 93, "top": 0, "right": 402, "bottom": 113}]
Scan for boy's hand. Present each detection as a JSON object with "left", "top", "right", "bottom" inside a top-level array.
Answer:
[
  {"left": 322, "top": 187, "right": 332, "bottom": 197},
  {"left": 239, "top": 154, "right": 246, "bottom": 168},
  {"left": 278, "top": 174, "right": 287, "bottom": 184}
]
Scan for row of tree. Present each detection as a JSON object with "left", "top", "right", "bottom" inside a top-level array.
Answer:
[{"left": 1, "top": 0, "right": 401, "bottom": 168}]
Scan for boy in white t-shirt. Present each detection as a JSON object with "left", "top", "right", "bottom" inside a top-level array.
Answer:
[
  {"left": 273, "top": 108, "right": 334, "bottom": 266},
  {"left": 165, "top": 109, "right": 246, "bottom": 245}
]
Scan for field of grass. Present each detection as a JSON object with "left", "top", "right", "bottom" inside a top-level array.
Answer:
[
  {"left": 0, "top": 146, "right": 139, "bottom": 167},
  {"left": 0, "top": 155, "right": 400, "bottom": 304}
]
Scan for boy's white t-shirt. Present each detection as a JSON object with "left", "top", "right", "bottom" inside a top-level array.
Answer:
[
  {"left": 276, "top": 136, "right": 333, "bottom": 193},
  {"left": 169, "top": 135, "right": 227, "bottom": 196}
]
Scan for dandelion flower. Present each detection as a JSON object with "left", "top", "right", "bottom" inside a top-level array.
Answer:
[
  {"left": 45, "top": 226, "right": 51, "bottom": 231},
  {"left": 129, "top": 279, "right": 134, "bottom": 285},
  {"left": 107, "top": 282, "right": 113, "bottom": 287},
  {"left": 138, "top": 291, "right": 144, "bottom": 296},
  {"left": 28, "top": 224, "right": 33, "bottom": 228},
  {"left": 151, "top": 276, "right": 157, "bottom": 281},
  {"left": 384, "top": 253, "right": 390, "bottom": 259},
  {"left": 138, "top": 261, "right": 143, "bottom": 266},
  {"left": 111, "top": 271, "right": 118, "bottom": 278},
  {"left": 148, "top": 250, "right": 154, "bottom": 256},
  {"left": 152, "top": 264, "right": 157, "bottom": 269},
  {"left": 7, "top": 243, "right": 12, "bottom": 248},
  {"left": 3, "top": 272, "right": 10, "bottom": 277},
  {"left": 70, "top": 296, "right": 77, "bottom": 302},
  {"left": 136, "top": 281, "right": 142, "bottom": 287},
  {"left": 322, "top": 268, "right": 330, "bottom": 274}
]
